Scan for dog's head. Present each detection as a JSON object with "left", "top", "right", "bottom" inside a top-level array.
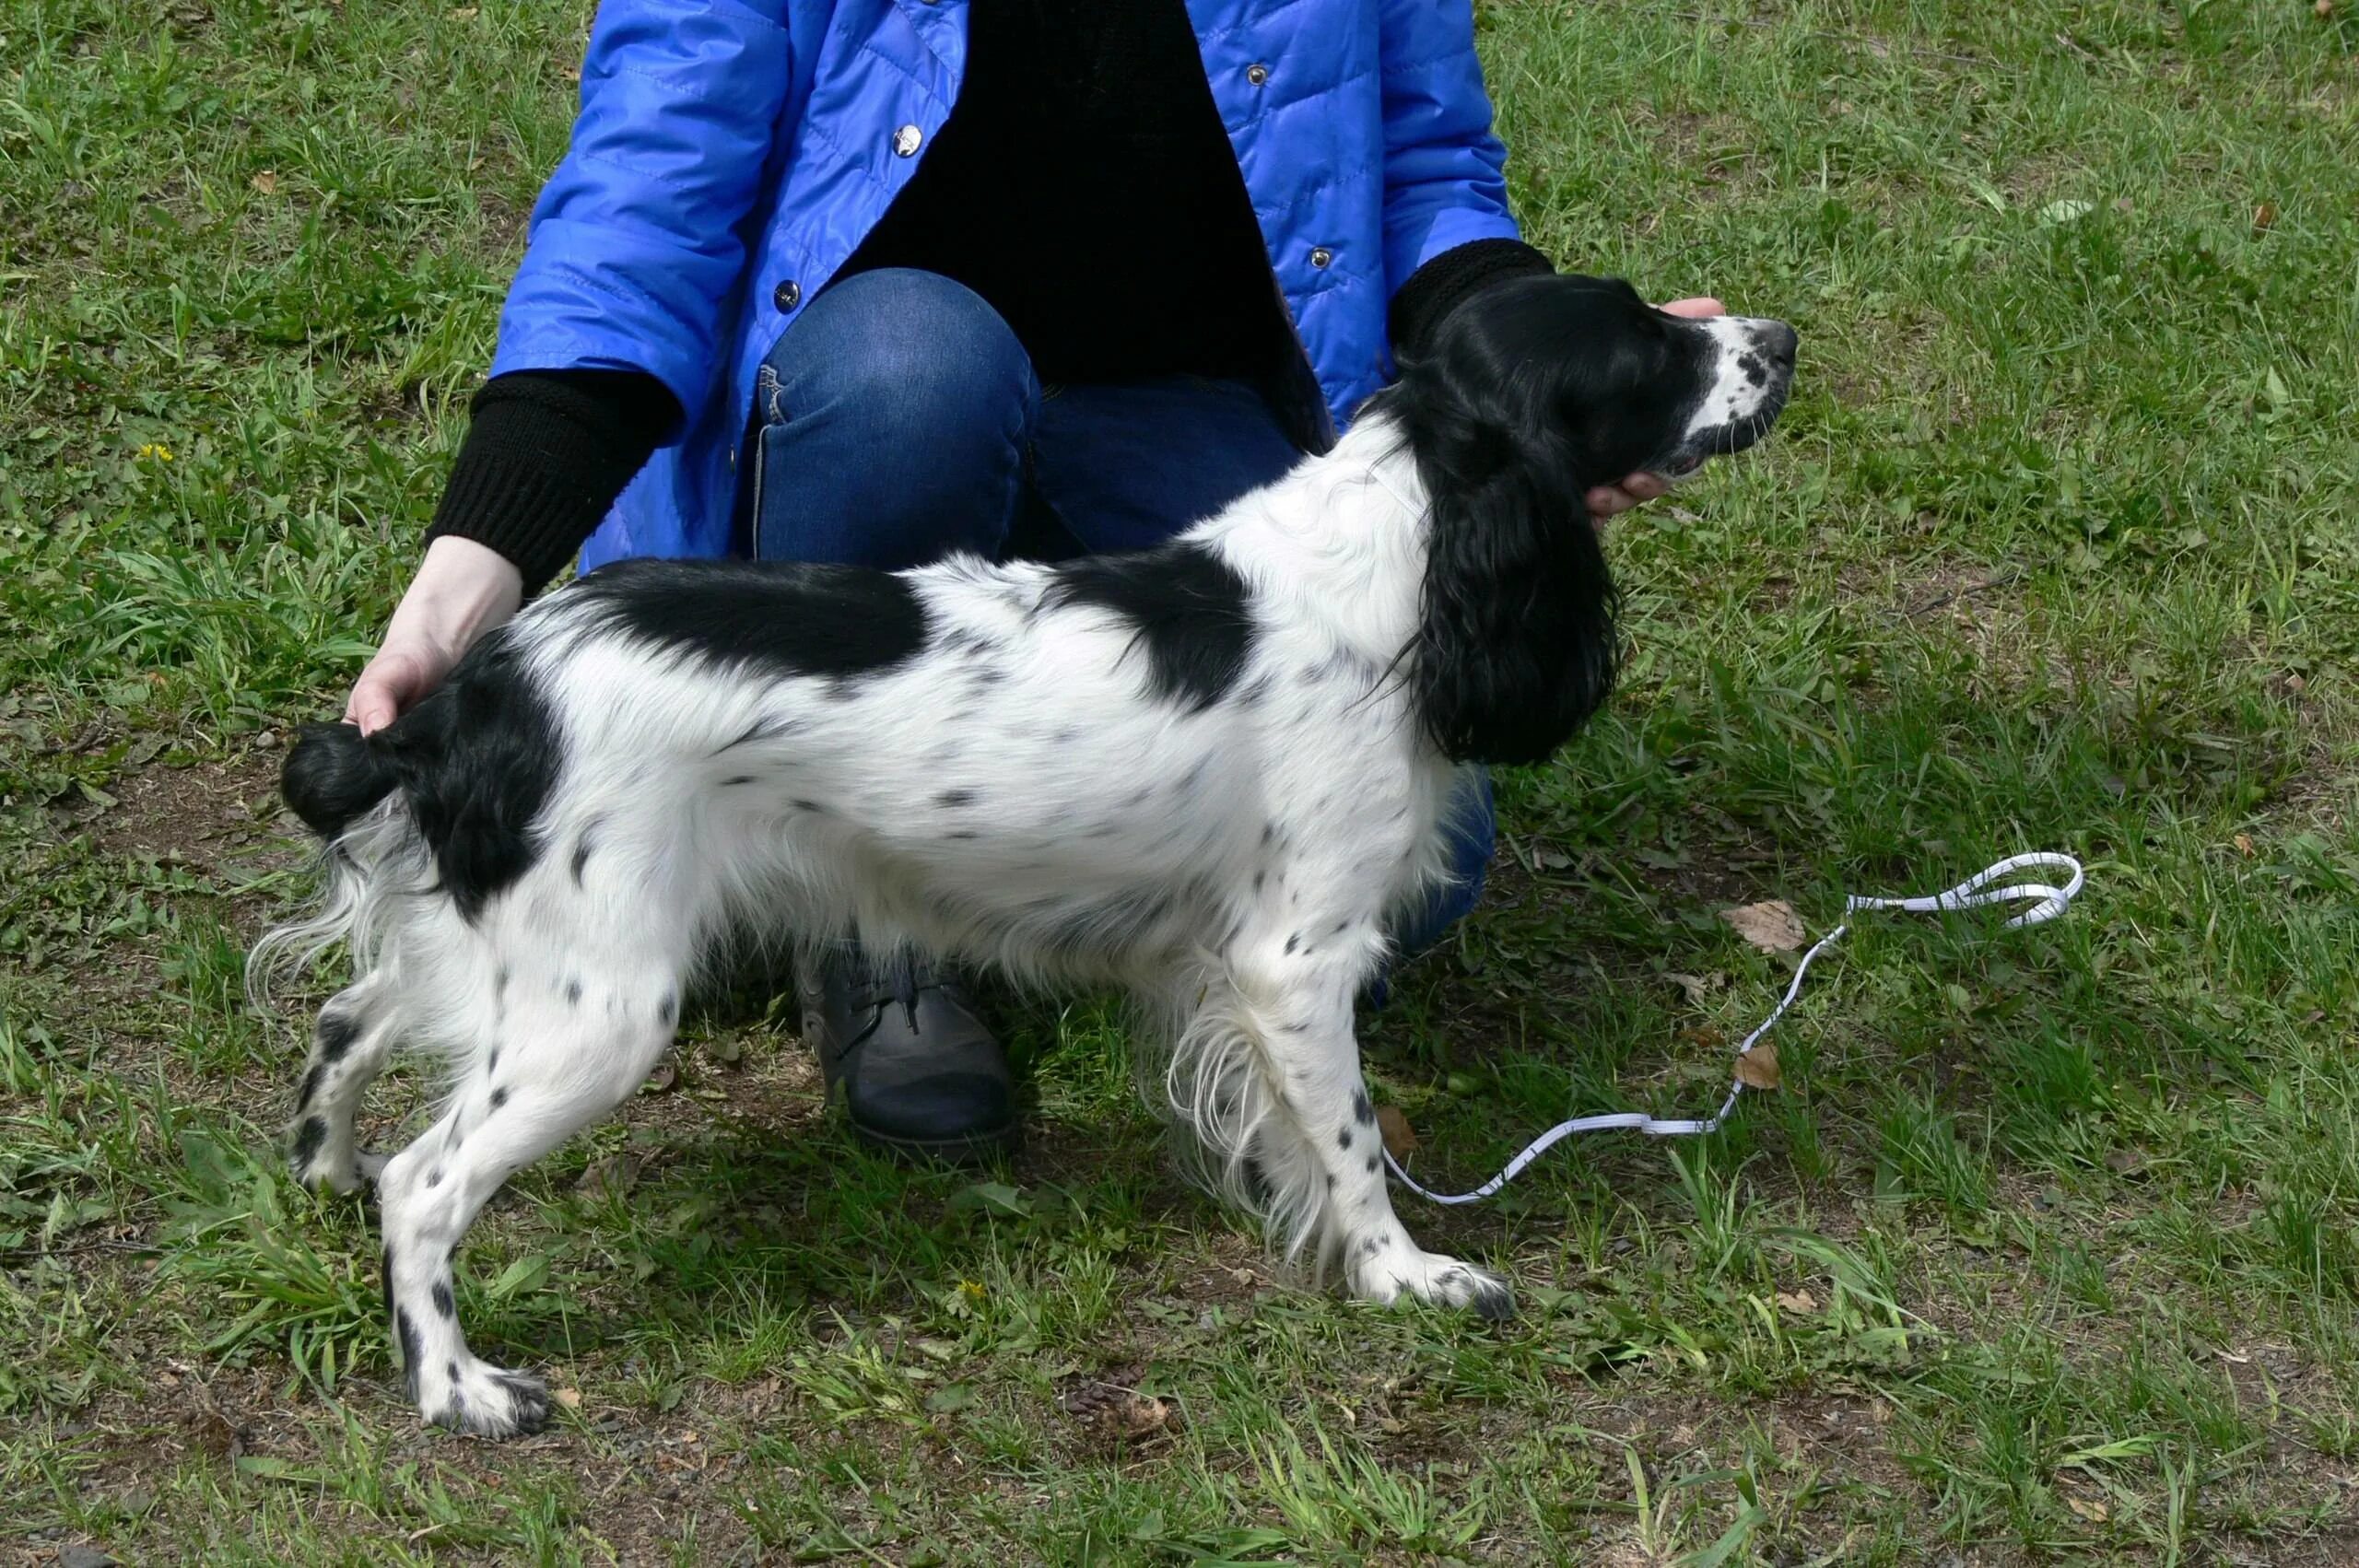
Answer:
[{"left": 1383, "top": 274, "right": 1797, "bottom": 765}]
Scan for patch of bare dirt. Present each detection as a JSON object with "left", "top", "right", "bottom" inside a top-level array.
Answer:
[
  {"left": 86, "top": 746, "right": 287, "bottom": 872},
  {"left": 11, "top": 1354, "right": 775, "bottom": 1568}
]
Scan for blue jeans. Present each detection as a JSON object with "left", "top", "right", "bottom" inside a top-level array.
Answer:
[{"left": 744, "top": 267, "right": 1493, "bottom": 956}]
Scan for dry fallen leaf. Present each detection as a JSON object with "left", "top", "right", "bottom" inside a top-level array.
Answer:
[
  {"left": 250, "top": 170, "right": 277, "bottom": 194},
  {"left": 640, "top": 1057, "right": 678, "bottom": 1094},
  {"left": 1113, "top": 1393, "right": 1172, "bottom": 1439},
  {"left": 2316, "top": 0, "right": 2335, "bottom": 20},
  {"left": 1062, "top": 1382, "right": 1177, "bottom": 1444},
  {"left": 552, "top": 1387, "right": 581, "bottom": 1410},
  {"left": 1663, "top": 971, "right": 1720, "bottom": 1005},
  {"left": 183, "top": 1402, "right": 242, "bottom": 1459},
  {"left": 2233, "top": 833, "right": 2256, "bottom": 857},
  {"left": 2067, "top": 1496, "right": 2110, "bottom": 1523},
  {"left": 1732, "top": 1041, "right": 1782, "bottom": 1091},
  {"left": 1774, "top": 1289, "right": 1817, "bottom": 1314},
  {"left": 574, "top": 1151, "right": 643, "bottom": 1199},
  {"left": 2252, "top": 200, "right": 2279, "bottom": 232},
  {"left": 1375, "top": 1104, "right": 1419, "bottom": 1160},
  {"left": 1720, "top": 899, "right": 1805, "bottom": 954}
]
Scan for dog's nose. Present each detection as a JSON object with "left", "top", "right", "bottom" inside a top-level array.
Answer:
[{"left": 1759, "top": 321, "right": 1799, "bottom": 365}]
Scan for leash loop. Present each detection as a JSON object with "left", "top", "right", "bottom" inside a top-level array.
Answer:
[{"left": 1386, "top": 852, "right": 2086, "bottom": 1205}]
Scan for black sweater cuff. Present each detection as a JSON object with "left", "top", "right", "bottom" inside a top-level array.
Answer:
[
  {"left": 1388, "top": 238, "right": 1556, "bottom": 361},
  {"left": 424, "top": 370, "right": 680, "bottom": 592}
]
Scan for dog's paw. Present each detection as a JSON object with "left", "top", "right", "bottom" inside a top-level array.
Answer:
[
  {"left": 291, "top": 1148, "right": 384, "bottom": 1197},
  {"left": 421, "top": 1359, "right": 556, "bottom": 1439},
  {"left": 299, "top": 1145, "right": 381, "bottom": 1193},
  {"left": 288, "top": 1114, "right": 389, "bottom": 1196},
  {"left": 1356, "top": 1246, "right": 1516, "bottom": 1322}
]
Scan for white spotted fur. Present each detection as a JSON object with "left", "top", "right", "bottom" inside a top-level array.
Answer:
[
  {"left": 258, "top": 308, "right": 1794, "bottom": 1436},
  {"left": 261, "top": 412, "right": 1511, "bottom": 1436}
]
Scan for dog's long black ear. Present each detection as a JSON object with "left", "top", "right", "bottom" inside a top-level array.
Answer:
[
  {"left": 1405, "top": 424, "right": 1619, "bottom": 765},
  {"left": 1378, "top": 360, "right": 1623, "bottom": 764}
]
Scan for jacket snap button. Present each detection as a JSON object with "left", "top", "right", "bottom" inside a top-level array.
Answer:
[
  {"left": 773, "top": 279, "right": 801, "bottom": 313},
  {"left": 1246, "top": 62, "right": 1270, "bottom": 86},
  {"left": 893, "top": 123, "right": 923, "bottom": 157},
  {"left": 1309, "top": 246, "right": 1332, "bottom": 269}
]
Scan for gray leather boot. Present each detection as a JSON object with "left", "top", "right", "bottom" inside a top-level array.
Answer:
[{"left": 799, "top": 947, "right": 1017, "bottom": 1163}]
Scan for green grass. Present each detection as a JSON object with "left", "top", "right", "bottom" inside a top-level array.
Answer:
[{"left": 4, "top": 0, "right": 2356, "bottom": 1561}]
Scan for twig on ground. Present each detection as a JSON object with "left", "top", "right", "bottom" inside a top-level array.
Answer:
[
  {"left": 0, "top": 1237, "right": 162, "bottom": 1261},
  {"left": 1909, "top": 568, "right": 2024, "bottom": 619}
]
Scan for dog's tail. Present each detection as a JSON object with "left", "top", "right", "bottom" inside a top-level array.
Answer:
[
  {"left": 248, "top": 722, "right": 424, "bottom": 1010},
  {"left": 280, "top": 720, "right": 402, "bottom": 844}
]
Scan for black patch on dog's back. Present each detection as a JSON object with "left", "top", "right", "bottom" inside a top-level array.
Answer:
[
  {"left": 1044, "top": 542, "right": 1254, "bottom": 712},
  {"left": 570, "top": 557, "right": 930, "bottom": 682}
]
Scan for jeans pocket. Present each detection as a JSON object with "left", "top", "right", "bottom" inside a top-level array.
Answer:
[
  {"left": 746, "top": 367, "right": 785, "bottom": 562},
  {"left": 747, "top": 422, "right": 780, "bottom": 562}
]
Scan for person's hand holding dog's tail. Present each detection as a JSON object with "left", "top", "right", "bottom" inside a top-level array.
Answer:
[{"left": 346, "top": 536, "right": 522, "bottom": 735}]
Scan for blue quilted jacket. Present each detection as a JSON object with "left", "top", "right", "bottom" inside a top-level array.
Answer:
[{"left": 488, "top": 0, "right": 1523, "bottom": 569}]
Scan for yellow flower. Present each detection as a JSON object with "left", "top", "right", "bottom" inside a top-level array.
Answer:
[{"left": 134, "top": 443, "right": 174, "bottom": 462}]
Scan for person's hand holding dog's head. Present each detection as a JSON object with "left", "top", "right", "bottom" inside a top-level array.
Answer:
[{"left": 1585, "top": 295, "right": 1724, "bottom": 525}]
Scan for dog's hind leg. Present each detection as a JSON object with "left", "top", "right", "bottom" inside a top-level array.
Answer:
[
  {"left": 288, "top": 977, "right": 399, "bottom": 1194},
  {"left": 376, "top": 965, "right": 682, "bottom": 1436},
  {"left": 1196, "top": 935, "right": 1513, "bottom": 1321}
]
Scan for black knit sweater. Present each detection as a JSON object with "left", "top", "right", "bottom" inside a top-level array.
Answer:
[{"left": 428, "top": 0, "right": 1551, "bottom": 590}]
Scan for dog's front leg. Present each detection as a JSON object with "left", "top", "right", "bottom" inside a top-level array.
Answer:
[{"left": 1226, "top": 942, "right": 1514, "bottom": 1321}]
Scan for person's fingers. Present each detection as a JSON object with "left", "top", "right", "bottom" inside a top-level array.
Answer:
[
  {"left": 1586, "top": 484, "right": 1640, "bottom": 520},
  {"left": 350, "top": 665, "right": 404, "bottom": 735},
  {"left": 349, "top": 649, "right": 429, "bottom": 737},
  {"left": 349, "top": 681, "right": 397, "bottom": 737},
  {"left": 1580, "top": 299, "right": 1726, "bottom": 521}
]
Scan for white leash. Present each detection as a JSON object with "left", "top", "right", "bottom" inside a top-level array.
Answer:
[{"left": 1386, "top": 852, "right": 2087, "bottom": 1205}]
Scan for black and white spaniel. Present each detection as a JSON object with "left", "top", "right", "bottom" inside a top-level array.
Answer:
[{"left": 257, "top": 275, "right": 1795, "bottom": 1436}]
